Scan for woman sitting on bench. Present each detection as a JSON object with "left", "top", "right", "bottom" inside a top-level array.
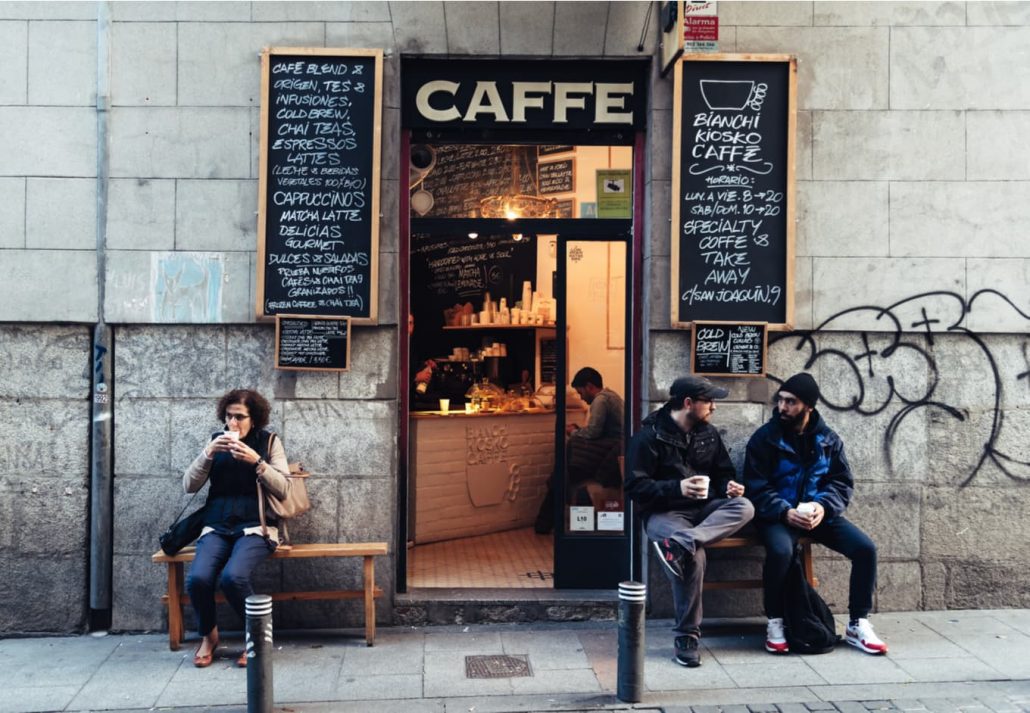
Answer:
[{"left": 182, "top": 388, "right": 290, "bottom": 669}]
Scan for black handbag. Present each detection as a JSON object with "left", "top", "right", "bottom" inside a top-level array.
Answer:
[{"left": 159, "top": 496, "right": 208, "bottom": 556}]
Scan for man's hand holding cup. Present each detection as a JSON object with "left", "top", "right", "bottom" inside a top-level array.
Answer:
[
  {"left": 681, "top": 475, "right": 710, "bottom": 500},
  {"left": 787, "top": 501, "right": 824, "bottom": 530}
]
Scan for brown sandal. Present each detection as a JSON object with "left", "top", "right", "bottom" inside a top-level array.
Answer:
[
  {"left": 237, "top": 651, "right": 248, "bottom": 668},
  {"left": 193, "top": 636, "right": 219, "bottom": 668}
]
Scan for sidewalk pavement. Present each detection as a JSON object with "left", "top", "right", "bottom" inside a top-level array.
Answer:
[{"left": 2, "top": 610, "right": 1029, "bottom": 713}]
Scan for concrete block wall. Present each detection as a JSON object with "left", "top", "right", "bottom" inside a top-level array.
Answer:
[{"left": 1, "top": 1, "right": 1028, "bottom": 632}]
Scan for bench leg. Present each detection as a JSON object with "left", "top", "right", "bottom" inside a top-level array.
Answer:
[
  {"left": 167, "top": 562, "right": 185, "bottom": 651},
  {"left": 801, "top": 541, "right": 818, "bottom": 588},
  {"left": 364, "top": 555, "right": 375, "bottom": 647}
]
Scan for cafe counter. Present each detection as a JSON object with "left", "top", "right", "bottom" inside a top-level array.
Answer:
[{"left": 411, "top": 407, "right": 584, "bottom": 543}]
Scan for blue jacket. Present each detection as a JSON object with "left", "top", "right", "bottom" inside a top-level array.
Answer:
[{"left": 743, "top": 409, "right": 853, "bottom": 524}]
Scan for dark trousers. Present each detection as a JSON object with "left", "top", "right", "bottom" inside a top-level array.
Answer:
[
  {"left": 186, "top": 532, "right": 275, "bottom": 637},
  {"left": 759, "top": 517, "right": 877, "bottom": 621},
  {"left": 645, "top": 497, "right": 755, "bottom": 638}
]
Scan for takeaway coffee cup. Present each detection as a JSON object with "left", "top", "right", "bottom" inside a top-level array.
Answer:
[
  {"left": 439, "top": 399, "right": 450, "bottom": 414},
  {"left": 222, "top": 430, "right": 239, "bottom": 442},
  {"left": 693, "top": 475, "right": 710, "bottom": 499},
  {"left": 797, "top": 502, "right": 816, "bottom": 517}
]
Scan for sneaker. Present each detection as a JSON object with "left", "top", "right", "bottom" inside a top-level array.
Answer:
[
  {"left": 765, "top": 617, "right": 789, "bottom": 654},
  {"left": 674, "top": 635, "right": 701, "bottom": 667},
  {"left": 845, "top": 618, "right": 888, "bottom": 655},
  {"left": 652, "top": 538, "right": 687, "bottom": 579}
]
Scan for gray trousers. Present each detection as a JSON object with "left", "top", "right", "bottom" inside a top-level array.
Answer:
[{"left": 645, "top": 497, "right": 755, "bottom": 638}]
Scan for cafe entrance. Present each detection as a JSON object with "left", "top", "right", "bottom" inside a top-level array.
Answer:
[{"left": 398, "top": 58, "right": 647, "bottom": 592}]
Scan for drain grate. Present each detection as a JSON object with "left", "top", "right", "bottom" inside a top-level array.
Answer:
[{"left": 465, "top": 654, "right": 533, "bottom": 679}]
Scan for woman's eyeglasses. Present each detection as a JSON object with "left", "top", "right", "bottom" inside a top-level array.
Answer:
[{"left": 226, "top": 413, "right": 250, "bottom": 421}]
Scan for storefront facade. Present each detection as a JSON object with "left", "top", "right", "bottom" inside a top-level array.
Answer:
[{"left": 1, "top": 2, "right": 1028, "bottom": 635}]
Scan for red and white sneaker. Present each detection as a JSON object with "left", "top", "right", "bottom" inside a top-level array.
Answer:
[
  {"left": 845, "top": 618, "right": 888, "bottom": 655},
  {"left": 765, "top": 617, "right": 789, "bottom": 654}
]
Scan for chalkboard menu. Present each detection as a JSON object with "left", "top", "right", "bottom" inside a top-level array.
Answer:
[
  {"left": 417, "top": 145, "right": 538, "bottom": 218},
  {"left": 539, "top": 145, "right": 574, "bottom": 156},
  {"left": 258, "top": 48, "right": 382, "bottom": 323},
  {"left": 538, "top": 335, "right": 557, "bottom": 385},
  {"left": 275, "top": 315, "right": 351, "bottom": 371},
  {"left": 691, "top": 321, "right": 767, "bottom": 377},
  {"left": 671, "top": 55, "right": 796, "bottom": 328},
  {"left": 538, "top": 159, "right": 575, "bottom": 195}
]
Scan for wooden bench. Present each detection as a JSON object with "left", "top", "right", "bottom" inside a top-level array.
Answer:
[
  {"left": 152, "top": 542, "right": 388, "bottom": 651},
  {"left": 702, "top": 536, "right": 818, "bottom": 590}
]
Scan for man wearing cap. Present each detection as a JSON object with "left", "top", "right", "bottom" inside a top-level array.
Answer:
[
  {"left": 745, "top": 372, "right": 887, "bottom": 656},
  {"left": 625, "top": 376, "right": 754, "bottom": 668}
]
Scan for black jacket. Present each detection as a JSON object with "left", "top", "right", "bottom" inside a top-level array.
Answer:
[
  {"left": 744, "top": 408, "right": 853, "bottom": 524},
  {"left": 624, "top": 406, "right": 736, "bottom": 516}
]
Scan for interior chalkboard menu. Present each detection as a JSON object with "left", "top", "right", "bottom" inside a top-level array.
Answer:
[
  {"left": 671, "top": 55, "right": 796, "bottom": 328},
  {"left": 417, "top": 145, "right": 538, "bottom": 218},
  {"left": 258, "top": 48, "right": 382, "bottom": 323},
  {"left": 691, "top": 321, "right": 767, "bottom": 377},
  {"left": 275, "top": 315, "right": 351, "bottom": 372}
]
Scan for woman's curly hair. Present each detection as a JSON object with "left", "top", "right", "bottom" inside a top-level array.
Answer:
[{"left": 216, "top": 389, "right": 272, "bottom": 431}]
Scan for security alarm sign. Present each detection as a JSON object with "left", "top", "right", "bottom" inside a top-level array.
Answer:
[{"left": 684, "top": 1, "right": 718, "bottom": 52}]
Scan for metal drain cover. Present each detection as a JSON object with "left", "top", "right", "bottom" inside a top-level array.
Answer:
[{"left": 465, "top": 654, "right": 532, "bottom": 678}]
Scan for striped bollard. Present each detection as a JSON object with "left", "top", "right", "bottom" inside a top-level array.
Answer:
[
  {"left": 617, "top": 581, "right": 646, "bottom": 703},
  {"left": 245, "top": 594, "right": 274, "bottom": 713}
]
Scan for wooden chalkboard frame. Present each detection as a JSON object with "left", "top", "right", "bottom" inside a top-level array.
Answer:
[
  {"left": 256, "top": 47, "right": 383, "bottom": 324},
  {"left": 670, "top": 54, "right": 797, "bottom": 331},
  {"left": 274, "top": 314, "right": 352, "bottom": 372},
  {"left": 691, "top": 320, "right": 768, "bottom": 378}
]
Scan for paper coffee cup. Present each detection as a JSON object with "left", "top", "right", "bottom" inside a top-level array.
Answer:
[
  {"left": 695, "top": 475, "right": 710, "bottom": 499},
  {"left": 797, "top": 502, "right": 816, "bottom": 516},
  {"left": 439, "top": 398, "right": 450, "bottom": 414},
  {"left": 223, "top": 430, "right": 239, "bottom": 441}
]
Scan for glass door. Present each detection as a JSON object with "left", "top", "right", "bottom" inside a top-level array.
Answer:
[{"left": 552, "top": 234, "right": 632, "bottom": 589}]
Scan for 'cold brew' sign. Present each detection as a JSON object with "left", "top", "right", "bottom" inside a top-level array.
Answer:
[
  {"left": 257, "top": 48, "right": 383, "bottom": 323},
  {"left": 671, "top": 55, "right": 796, "bottom": 328}
]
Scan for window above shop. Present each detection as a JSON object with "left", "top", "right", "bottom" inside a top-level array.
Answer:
[{"left": 409, "top": 143, "right": 633, "bottom": 220}]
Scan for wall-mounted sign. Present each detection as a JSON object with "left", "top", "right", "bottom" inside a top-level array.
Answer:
[
  {"left": 691, "top": 321, "right": 766, "bottom": 377},
  {"left": 538, "top": 158, "right": 575, "bottom": 195},
  {"left": 671, "top": 54, "right": 796, "bottom": 328},
  {"left": 662, "top": 1, "right": 721, "bottom": 75},
  {"left": 257, "top": 48, "right": 383, "bottom": 323},
  {"left": 402, "top": 59, "right": 648, "bottom": 131},
  {"left": 274, "top": 314, "right": 351, "bottom": 372},
  {"left": 596, "top": 169, "right": 632, "bottom": 218},
  {"left": 539, "top": 145, "right": 575, "bottom": 156}
]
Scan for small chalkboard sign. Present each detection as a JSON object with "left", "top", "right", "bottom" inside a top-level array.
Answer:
[
  {"left": 275, "top": 315, "right": 351, "bottom": 372},
  {"left": 691, "top": 321, "right": 767, "bottom": 377},
  {"left": 257, "top": 48, "right": 383, "bottom": 323},
  {"left": 538, "top": 158, "right": 575, "bottom": 195},
  {"left": 671, "top": 55, "right": 796, "bottom": 329},
  {"left": 539, "top": 145, "right": 574, "bottom": 156}
]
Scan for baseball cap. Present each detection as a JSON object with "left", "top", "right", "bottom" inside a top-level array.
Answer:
[{"left": 669, "top": 375, "right": 729, "bottom": 402}]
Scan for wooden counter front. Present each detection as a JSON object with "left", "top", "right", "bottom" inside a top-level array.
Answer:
[{"left": 411, "top": 409, "right": 584, "bottom": 544}]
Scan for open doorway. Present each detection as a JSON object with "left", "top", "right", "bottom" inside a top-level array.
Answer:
[{"left": 401, "top": 142, "right": 637, "bottom": 590}]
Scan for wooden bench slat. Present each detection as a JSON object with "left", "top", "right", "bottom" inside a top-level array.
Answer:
[{"left": 152, "top": 542, "right": 388, "bottom": 563}]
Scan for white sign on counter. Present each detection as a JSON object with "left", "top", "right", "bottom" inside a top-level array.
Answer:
[
  {"left": 569, "top": 506, "right": 595, "bottom": 531},
  {"left": 597, "top": 511, "right": 625, "bottom": 531}
]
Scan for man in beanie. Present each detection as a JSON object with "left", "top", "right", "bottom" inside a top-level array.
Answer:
[
  {"left": 625, "top": 376, "right": 754, "bottom": 668},
  {"left": 744, "top": 373, "right": 887, "bottom": 656}
]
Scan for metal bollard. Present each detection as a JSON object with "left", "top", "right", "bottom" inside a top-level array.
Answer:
[
  {"left": 616, "top": 581, "right": 646, "bottom": 703},
  {"left": 245, "top": 594, "right": 274, "bottom": 713}
]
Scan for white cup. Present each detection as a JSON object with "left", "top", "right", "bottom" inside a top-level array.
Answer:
[
  {"left": 797, "top": 502, "right": 816, "bottom": 516},
  {"left": 439, "top": 398, "right": 450, "bottom": 414},
  {"left": 694, "top": 475, "right": 710, "bottom": 499},
  {"left": 222, "top": 430, "right": 239, "bottom": 442}
]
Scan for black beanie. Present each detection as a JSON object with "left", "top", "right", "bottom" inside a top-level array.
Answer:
[{"left": 779, "top": 373, "right": 820, "bottom": 407}]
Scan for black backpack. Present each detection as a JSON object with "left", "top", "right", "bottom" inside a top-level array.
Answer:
[{"left": 783, "top": 544, "right": 839, "bottom": 654}]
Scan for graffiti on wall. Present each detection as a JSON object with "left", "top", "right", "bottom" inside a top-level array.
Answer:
[
  {"left": 151, "top": 253, "right": 224, "bottom": 322},
  {"left": 769, "top": 289, "right": 1030, "bottom": 487}
]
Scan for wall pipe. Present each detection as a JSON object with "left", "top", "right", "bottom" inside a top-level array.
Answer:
[{"left": 89, "top": 0, "right": 114, "bottom": 626}]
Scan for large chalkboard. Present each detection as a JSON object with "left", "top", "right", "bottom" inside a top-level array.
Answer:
[
  {"left": 416, "top": 145, "right": 538, "bottom": 218},
  {"left": 258, "top": 48, "right": 382, "bottom": 323},
  {"left": 274, "top": 315, "right": 351, "bottom": 372},
  {"left": 671, "top": 55, "right": 796, "bottom": 328},
  {"left": 691, "top": 321, "right": 767, "bottom": 377}
]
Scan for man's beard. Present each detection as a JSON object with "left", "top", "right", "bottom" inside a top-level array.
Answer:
[{"left": 778, "top": 409, "right": 806, "bottom": 430}]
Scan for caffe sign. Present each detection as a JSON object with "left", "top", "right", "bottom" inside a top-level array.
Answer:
[{"left": 403, "top": 59, "right": 647, "bottom": 131}]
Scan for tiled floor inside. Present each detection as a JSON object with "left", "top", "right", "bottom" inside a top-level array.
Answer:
[{"left": 408, "top": 526, "right": 554, "bottom": 588}]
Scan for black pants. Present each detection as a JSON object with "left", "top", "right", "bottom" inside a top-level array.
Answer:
[{"left": 759, "top": 516, "right": 877, "bottom": 621}]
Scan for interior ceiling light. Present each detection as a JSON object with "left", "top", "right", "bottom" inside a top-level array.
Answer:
[{"left": 479, "top": 146, "right": 559, "bottom": 220}]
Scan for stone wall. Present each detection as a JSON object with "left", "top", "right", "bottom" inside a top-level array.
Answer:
[{"left": 0, "top": 1, "right": 1028, "bottom": 633}]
